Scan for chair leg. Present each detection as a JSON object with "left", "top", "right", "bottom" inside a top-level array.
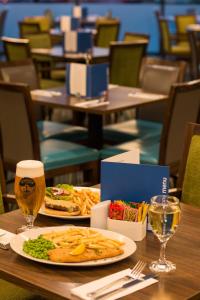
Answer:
[{"left": 83, "top": 161, "right": 100, "bottom": 186}]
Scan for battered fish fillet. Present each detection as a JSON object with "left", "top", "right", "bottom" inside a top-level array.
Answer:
[{"left": 48, "top": 247, "right": 124, "bottom": 263}]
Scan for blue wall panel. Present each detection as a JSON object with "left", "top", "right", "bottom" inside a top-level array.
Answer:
[{"left": 1, "top": 3, "right": 199, "bottom": 53}]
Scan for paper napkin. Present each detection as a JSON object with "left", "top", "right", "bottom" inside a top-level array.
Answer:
[
  {"left": 74, "top": 100, "right": 109, "bottom": 108},
  {"left": 71, "top": 268, "right": 158, "bottom": 300},
  {"left": 31, "top": 90, "right": 61, "bottom": 98},
  {"left": 0, "top": 229, "right": 16, "bottom": 249},
  {"left": 128, "top": 92, "right": 165, "bottom": 100},
  {"left": 90, "top": 200, "right": 111, "bottom": 229}
]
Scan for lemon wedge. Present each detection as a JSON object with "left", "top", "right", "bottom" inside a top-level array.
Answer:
[{"left": 70, "top": 243, "right": 86, "bottom": 256}]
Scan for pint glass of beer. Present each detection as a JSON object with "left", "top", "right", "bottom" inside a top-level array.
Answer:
[{"left": 15, "top": 160, "right": 46, "bottom": 232}]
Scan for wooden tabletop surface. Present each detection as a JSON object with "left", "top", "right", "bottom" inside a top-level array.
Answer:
[
  {"left": 31, "top": 46, "right": 109, "bottom": 63},
  {"left": 0, "top": 202, "right": 199, "bottom": 300},
  {"left": 32, "top": 86, "right": 167, "bottom": 115}
]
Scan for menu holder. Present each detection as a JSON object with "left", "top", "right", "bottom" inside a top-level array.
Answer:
[
  {"left": 64, "top": 31, "right": 92, "bottom": 53},
  {"left": 66, "top": 63, "right": 108, "bottom": 98},
  {"left": 60, "top": 16, "right": 80, "bottom": 32},
  {"left": 101, "top": 150, "right": 169, "bottom": 204},
  {"left": 72, "top": 6, "right": 88, "bottom": 18},
  {"left": 107, "top": 217, "right": 147, "bottom": 241}
]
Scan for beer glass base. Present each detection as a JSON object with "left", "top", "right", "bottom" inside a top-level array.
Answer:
[
  {"left": 16, "top": 225, "right": 38, "bottom": 233},
  {"left": 149, "top": 260, "right": 176, "bottom": 273}
]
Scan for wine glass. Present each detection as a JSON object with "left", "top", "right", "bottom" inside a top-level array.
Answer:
[
  {"left": 14, "top": 160, "right": 46, "bottom": 233},
  {"left": 148, "top": 195, "right": 181, "bottom": 272}
]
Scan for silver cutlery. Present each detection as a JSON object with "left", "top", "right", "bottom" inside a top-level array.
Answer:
[
  {"left": 92, "top": 274, "right": 157, "bottom": 300},
  {"left": 87, "top": 260, "right": 146, "bottom": 299}
]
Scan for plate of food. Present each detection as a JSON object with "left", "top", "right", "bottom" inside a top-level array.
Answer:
[
  {"left": 39, "top": 184, "right": 100, "bottom": 219},
  {"left": 10, "top": 226, "right": 137, "bottom": 267}
]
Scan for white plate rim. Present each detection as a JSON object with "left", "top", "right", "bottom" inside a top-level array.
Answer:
[
  {"left": 39, "top": 187, "right": 100, "bottom": 220},
  {"left": 10, "top": 226, "right": 137, "bottom": 267}
]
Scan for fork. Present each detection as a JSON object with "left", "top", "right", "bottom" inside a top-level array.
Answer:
[{"left": 87, "top": 260, "right": 146, "bottom": 299}]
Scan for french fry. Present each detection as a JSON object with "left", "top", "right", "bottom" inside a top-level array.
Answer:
[{"left": 141, "top": 203, "right": 149, "bottom": 223}]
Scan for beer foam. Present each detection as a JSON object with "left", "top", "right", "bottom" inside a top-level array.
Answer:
[{"left": 16, "top": 160, "right": 44, "bottom": 178}]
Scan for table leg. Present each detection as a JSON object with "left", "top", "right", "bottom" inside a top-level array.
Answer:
[{"left": 88, "top": 114, "right": 103, "bottom": 149}]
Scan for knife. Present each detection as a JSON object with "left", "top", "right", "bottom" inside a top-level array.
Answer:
[{"left": 92, "top": 274, "right": 158, "bottom": 300}]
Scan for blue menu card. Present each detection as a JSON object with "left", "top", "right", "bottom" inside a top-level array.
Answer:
[
  {"left": 66, "top": 63, "right": 108, "bottom": 98},
  {"left": 101, "top": 151, "right": 169, "bottom": 203}
]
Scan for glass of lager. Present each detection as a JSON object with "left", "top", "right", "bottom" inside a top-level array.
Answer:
[{"left": 15, "top": 160, "right": 46, "bottom": 233}]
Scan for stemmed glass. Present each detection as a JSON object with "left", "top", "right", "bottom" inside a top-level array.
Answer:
[
  {"left": 148, "top": 195, "right": 181, "bottom": 272},
  {"left": 15, "top": 160, "right": 46, "bottom": 233}
]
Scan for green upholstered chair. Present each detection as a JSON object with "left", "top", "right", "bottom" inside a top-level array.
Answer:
[
  {"left": 159, "top": 18, "right": 190, "bottom": 58},
  {"left": 24, "top": 16, "right": 51, "bottom": 32},
  {"left": 0, "top": 82, "right": 99, "bottom": 183},
  {"left": 175, "top": 14, "right": 197, "bottom": 42},
  {"left": 2, "top": 37, "right": 31, "bottom": 61},
  {"left": 28, "top": 33, "right": 65, "bottom": 82},
  {"left": 0, "top": 154, "right": 47, "bottom": 299},
  {"left": 101, "top": 80, "right": 200, "bottom": 177},
  {"left": 19, "top": 21, "right": 41, "bottom": 38},
  {"left": 123, "top": 32, "right": 149, "bottom": 43},
  {"left": 95, "top": 19, "right": 120, "bottom": 48},
  {"left": 2, "top": 37, "right": 64, "bottom": 88},
  {"left": 44, "top": 9, "right": 54, "bottom": 28},
  {"left": 174, "top": 122, "right": 200, "bottom": 207},
  {"left": 0, "top": 60, "right": 87, "bottom": 142},
  {"left": 109, "top": 41, "right": 148, "bottom": 87}
]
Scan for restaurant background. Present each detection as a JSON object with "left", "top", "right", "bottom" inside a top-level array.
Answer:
[{"left": 0, "top": 1, "right": 200, "bottom": 53}]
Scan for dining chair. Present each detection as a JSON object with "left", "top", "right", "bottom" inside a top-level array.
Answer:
[
  {"left": 136, "top": 58, "right": 187, "bottom": 123},
  {"left": 1, "top": 37, "right": 65, "bottom": 88},
  {"left": 171, "top": 122, "right": 200, "bottom": 207},
  {"left": 19, "top": 21, "right": 41, "bottom": 38},
  {"left": 159, "top": 18, "right": 190, "bottom": 59},
  {"left": 44, "top": 9, "right": 54, "bottom": 28},
  {"left": 0, "top": 81, "right": 99, "bottom": 183},
  {"left": 0, "top": 9, "right": 8, "bottom": 56},
  {"left": 109, "top": 40, "right": 148, "bottom": 87},
  {"left": 0, "top": 59, "right": 87, "bottom": 142},
  {"left": 175, "top": 14, "right": 197, "bottom": 42},
  {"left": 188, "top": 29, "right": 200, "bottom": 79},
  {"left": 101, "top": 80, "right": 200, "bottom": 177},
  {"left": 2, "top": 36, "right": 31, "bottom": 62},
  {"left": 123, "top": 32, "right": 149, "bottom": 43},
  {"left": 95, "top": 19, "right": 120, "bottom": 48},
  {"left": 24, "top": 16, "right": 51, "bottom": 32}
]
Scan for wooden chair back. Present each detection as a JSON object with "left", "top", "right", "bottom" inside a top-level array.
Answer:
[
  {"left": 0, "top": 81, "right": 40, "bottom": 172},
  {"left": 109, "top": 40, "right": 148, "bottom": 87},
  {"left": 1, "top": 37, "right": 31, "bottom": 61},
  {"left": 0, "top": 59, "right": 40, "bottom": 90},
  {"left": 137, "top": 57, "right": 187, "bottom": 122},
  {"left": 188, "top": 30, "right": 200, "bottom": 79},
  {"left": 159, "top": 80, "right": 200, "bottom": 175},
  {"left": 158, "top": 18, "right": 172, "bottom": 53},
  {"left": 0, "top": 10, "right": 7, "bottom": 37},
  {"left": 123, "top": 32, "right": 149, "bottom": 43},
  {"left": 19, "top": 21, "right": 41, "bottom": 38}
]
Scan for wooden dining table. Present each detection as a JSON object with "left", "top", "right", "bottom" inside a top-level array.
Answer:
[
  {"left": 31, "top": 46, "right": 109, "bottom": 64},
  {"left": 31, "top": 85, "right": 167, "bottom": 149},
  {"left": 0, "top": 202, "right": 199, "bottom": 300}
]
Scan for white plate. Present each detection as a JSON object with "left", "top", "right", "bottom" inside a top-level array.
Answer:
[
  {"left": 10, "top": 226, "right": 137, "bottom": 267},
  {"left": 39, "top": 187, "right": 100, "bottom": 219}
]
